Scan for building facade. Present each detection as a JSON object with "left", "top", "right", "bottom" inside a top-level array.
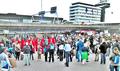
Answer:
[
  {"left": 0, "top": 13, "right": 63, "bottom": 24},
  {"left": 70, "top": 2, "right": 102, "bottom": 24}
]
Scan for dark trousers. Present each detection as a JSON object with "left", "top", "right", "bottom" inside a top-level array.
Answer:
[
  {"left": 70, "top": 54, "right": 72, "bottom": 62},
  {"left": 44, "top": 52, "right": 48, "bottom": 62},
  {"left": 100, "top": 53, "right": 106, "bottom": 64},
  {"left": 49, "top": 49, "right": 54, "bottom": 62},
  {"left": 30, "top": 52, "right": 34, "bottom": 60},
  {"left": 110, "top": 65, "right": 119, "bottom": 71},
  {"left": 15, "top": 51, "right": 20, "bottom": 60},
  {"left": 65, "top": 51, "right": 70, "bottom": 67},
  {"left": 59, "top": 50, "right": 64, "bottom": 61},
  {"left": 114, "top": 66, "right": 119, "bottom": 71},
  {"left": 38, "top": 53, "right": 41, "bottom": 59},
  {"left": 95, "top": 53, "right": 99, "bottom": 61}
]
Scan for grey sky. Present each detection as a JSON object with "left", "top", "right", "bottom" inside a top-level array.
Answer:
[{"left": 0, "top": 0, "right": 119, "bottom": 22}]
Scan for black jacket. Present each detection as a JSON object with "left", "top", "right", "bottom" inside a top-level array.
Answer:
[{"left": 99, "top": 42, "right": 107, "bottom": 54}]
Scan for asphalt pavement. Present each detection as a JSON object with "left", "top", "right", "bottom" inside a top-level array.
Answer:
[{"left": 12, "top": 54, "right": 110, "bottom": 71}]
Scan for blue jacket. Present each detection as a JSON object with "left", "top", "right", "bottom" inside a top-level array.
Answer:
[{"left": 77, "top": 40, "right": 84, "bottom": 51}]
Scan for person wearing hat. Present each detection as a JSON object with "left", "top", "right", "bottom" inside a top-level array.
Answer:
[
  {"left": 0, "top": 47, "right": 12, "bottom": 71},
  {"left": 23, "top": 42, "right": 31, "bottom": 66}
]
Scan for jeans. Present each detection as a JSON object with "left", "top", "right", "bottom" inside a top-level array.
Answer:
[
  {"left": 30, "top": 53, "right": 34, "bottom": 60},
  {"left": 15, "top": 52, "right": 20, "bottom": 60},
  {"left": 100, "top": 53, "right": 106, "bottom": 64},
  {"left": 110, "top": 65, "right": 119, "bottom": 71},
  {"left": 76, "top": 50, "right": 82, "bottom": 62},
  {"left": 59, "top": 50, "right": 64, "bottom": 61},
  {"left": 65, "top": 51, "right": 70, "bottom": 67},
  {"left": 49, "top": 49, "right": 54, "bottom": 62},
  {"left": 44, "top": 52, "right": 48, "bottom": 62},
  {"left": 24, "top": 54, "right": 30, "bottom": 66}
]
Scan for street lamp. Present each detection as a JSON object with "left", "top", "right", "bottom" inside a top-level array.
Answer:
[
  {"left": 50, "top": 6, "right": 59, "bottom": 24},
  {"left": 41, "top": 0, "right": 43, "bottom": 11}
]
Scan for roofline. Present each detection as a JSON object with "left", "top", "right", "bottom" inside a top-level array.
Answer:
[
  {"left": 0, "top": 13, "right": 63, "bottom": 20},
  {"left": 72, "top": 2, "right": 94, "bottom": 7}
]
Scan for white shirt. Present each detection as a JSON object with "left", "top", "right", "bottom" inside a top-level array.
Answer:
[{"left": 59, "top": 44, "right": 64, "bottom": 50}]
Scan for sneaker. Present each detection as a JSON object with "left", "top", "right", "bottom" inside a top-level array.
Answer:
[
  {"left": 65, "top": 63, "right": 69, "bottom": 67},
  {"left": 24, "top": 64, "right": 27, "bottom": 66}
]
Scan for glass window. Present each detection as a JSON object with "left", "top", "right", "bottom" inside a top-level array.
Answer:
[
  {"left": 23, "top": 19, "right": 32, "bottom": 23},
  {"left": 0, "top": 19, "right": 19, "bottom": 23}
]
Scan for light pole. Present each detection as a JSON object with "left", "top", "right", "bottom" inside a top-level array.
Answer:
[{"left": 41, "top": 0, "right": 43, "bottom": 11}]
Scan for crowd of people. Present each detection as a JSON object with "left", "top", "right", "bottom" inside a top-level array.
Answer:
[{"left": 0, "top": 32, "right": 120, "bottom": 71}]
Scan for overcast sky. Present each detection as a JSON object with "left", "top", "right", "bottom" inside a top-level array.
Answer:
[{"left": 0, "top": 0, "right": 120, "bottom": 22}]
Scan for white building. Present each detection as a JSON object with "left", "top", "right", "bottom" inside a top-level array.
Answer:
[{"left": 70, "top": 2, "right": 102, "bottom": 24}]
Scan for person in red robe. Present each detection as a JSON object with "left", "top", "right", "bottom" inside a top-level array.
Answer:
[
  {"left": 40, "top": 37, "right": 45, "bottom": 54},
  {"left": 48, "top": 36, "right": 51, "bottom": 45},
  {"left": 21, "top": 38, "right": 25, "bottom": 50},
  {"left": 51, "top": 37, "right": 56, "bottom": 45},
  {"left": 35, "top": 37, "right": 38, "bottom": 51},
  {"left": 26, "top": 37, "right": 31, "bottom": 46},
  {"left": 32, "top": 38, "right": 36, "bottom": 53}
]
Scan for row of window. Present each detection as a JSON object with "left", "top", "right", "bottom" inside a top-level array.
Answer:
[
  {"left": 70, "top": 18, "right": 100, "bottom": 22},
  {"left": 70, "top": 5, "right": 101, "bottom": 11},
  {"left": 0, "top": 19, "right": 57, "bottom": 23},
  {"left": 77, "top": 8, "right": 101, "bottom": 13},
  {"left": 70, "top": 15, "right": 101, "bottom": 20},
  {"left": 76, "top": 15, "right": 101, "bottom": 18},
  {"left": 70, "top": 9, "right": 101, "bottom": 14},
  {"left": 70, "top": 11, "right": 101, "bottom": 14},
  {"left": 75, "top": 18, "right": 100, "bottom": 21},
  {"left": 70, "top": 7, "right": 101, "bottom": 12},
  {"left": 70, "top": 18, "right": 100, "bottom": 21}
]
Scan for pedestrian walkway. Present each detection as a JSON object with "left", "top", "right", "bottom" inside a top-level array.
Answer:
[{"left": 13, "top": 54, "right": 109, "bottom": 71}]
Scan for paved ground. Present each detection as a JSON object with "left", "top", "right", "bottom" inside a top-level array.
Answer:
[{"left": 12, "top": 54, "right": 110, "bottom": 71}]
